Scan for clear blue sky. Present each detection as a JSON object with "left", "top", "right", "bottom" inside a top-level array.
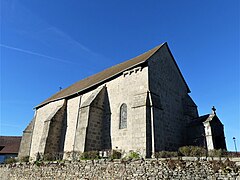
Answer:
[{"left": 0, "top": 0, "right": 239, "bottom": 151}]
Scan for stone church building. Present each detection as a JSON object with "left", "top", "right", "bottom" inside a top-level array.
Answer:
[{"left": 18, "top": 43, "right": 226, "bottom": 159}]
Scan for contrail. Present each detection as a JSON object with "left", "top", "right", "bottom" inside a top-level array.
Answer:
[
  {"left": 0, "top": 43, "right": 76, "bottom": 64},
  {"left": 1, "top": 123, "right": 22, "bottom": 128}
]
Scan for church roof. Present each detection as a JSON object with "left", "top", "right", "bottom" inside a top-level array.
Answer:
[{"left": 36, "top": 42, "right": 190, "bottom": 108}]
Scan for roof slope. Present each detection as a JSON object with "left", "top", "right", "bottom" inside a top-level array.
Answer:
[
  {"left": 188, "top": 113, "right": 223, "bottom": 127},
  {"left": 0, "top": 136, "right": 22, "bottom": 154},
  {"left": 37, "top": 43, "right": 164, "bottom": 108},
  {"left": 188, "top": 114, "right": 210, "bottom": 126}
]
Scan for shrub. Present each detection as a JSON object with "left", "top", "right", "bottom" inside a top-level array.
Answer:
[
  {"left": 42, "top": 153, "right": 54, "bottom": 161},
  {"left": 179, "top": 146, "right": 191, "bottom": 156},
  {"left": 189, "top": 146, "right": 206, "bottom": 157},
  {"left": 155, "top": 151, "right": 178, "bottom": 158},
  {"left": 4, "top": 157, "right": 17, "bottom": 164},
  {"left": 208, "top": 149, "right": 226, "bottom": 157},
  {"left": 110, "top": 150, "right": 122, "bottom": 159},
  {"left": 20, "top": 156, "right": 29, "bottom": 162},
  {"left": 36, "top": 152, "right": 43, "bottom": 161},
  {"left": 65, "top": 151, "right": 82, "bottom": 161},
  {"left": 179, "top": 146, "right": 206, "bottom": 157},
  {"left": 127, "top": 151, "right": 140, "bottom": 159},
  {"left": 42, "top": 152, "right": 63, "bottom": 161},
  {"left": 34, "top": 160, "right": 42, "bottom": 166},
  {"left": 80, "top": 151, "right": 99, "bottom": 160}
]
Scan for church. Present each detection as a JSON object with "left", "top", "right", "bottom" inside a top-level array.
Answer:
[{"left": 18, "top": 42, "right": 226, "bottom": 160}]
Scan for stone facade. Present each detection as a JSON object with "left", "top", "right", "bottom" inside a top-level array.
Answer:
[
  {"left": 18, "top": 119, "right": 35, "bottom": 158},
  {"left": 148, "top": 45, "right": 197, "bottom": 152},
  {"left": 19, "top": 42, "right": 227, "bottom": 160}
]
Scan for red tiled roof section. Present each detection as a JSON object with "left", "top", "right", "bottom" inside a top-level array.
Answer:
[
  {"left": 0, "top": 136, "right": 22, "bottom": 154},
  {"left": 36, "top": 43, "right": 164, "bottom": 108}
]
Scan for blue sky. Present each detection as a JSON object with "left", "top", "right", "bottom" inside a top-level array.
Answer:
[{"left": 0, "top": 0, "right": 239, "bottom": 151}]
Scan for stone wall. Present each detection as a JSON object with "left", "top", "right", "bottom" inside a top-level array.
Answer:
[
  {"left": 18, "top": 118, "right": 35, "bottom": 158},
  {"left": 210, "top": 116, "right": 227, "bottom": 149},
  {"left": 42, "top": 101, "right": 67, "bottom": 154},
  {"left": 104, "top": 65, "right": 149, "bottom": 155},
  {"left": 30, "top": 99, "right": 65, "bottom": 160},
  {"left": 63, "top": 96, "right": 81, "bottom": 153},
  {"left": 1, "top": 158, "right": 239, "bottom": 180},
  {"left": 85, "top": 87, "right": 107, "bottom": 151},
  {"left": 148, "top": 45, "right": 196, "bottom": 151}
]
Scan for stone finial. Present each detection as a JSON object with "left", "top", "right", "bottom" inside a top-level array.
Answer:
[{"left": 211, "top": 106, "right": 216, "bottom": 115}]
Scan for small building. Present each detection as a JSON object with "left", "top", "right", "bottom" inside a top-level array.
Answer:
[
  {"left": 187, "top": 107, "right": 227, "bottom": 150},
  {"left": 0, "top": 136, "right": 22, "bottom": 163}
]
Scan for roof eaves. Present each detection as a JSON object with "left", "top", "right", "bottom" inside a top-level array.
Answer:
[{"left": 36, "top": 61, "right": 146, "bottom": 108}]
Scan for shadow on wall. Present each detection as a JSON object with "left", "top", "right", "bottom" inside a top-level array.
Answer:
[
  {"left": 102, "top": 88, "right": 112, "bottom": 150},
  {"left": 84, "top": 86, "right": 112, "bottom": 151}
]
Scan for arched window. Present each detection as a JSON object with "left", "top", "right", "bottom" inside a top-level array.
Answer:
[{"left": 119, "top": 103, "right": 127, "bottom": 129}]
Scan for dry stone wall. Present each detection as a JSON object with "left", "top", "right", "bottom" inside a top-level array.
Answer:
[{"left": 1, "top": 158, "right": 239, "bottom": 180}]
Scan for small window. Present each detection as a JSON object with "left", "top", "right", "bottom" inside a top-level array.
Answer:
[{"left": 119, "top": 103, "right": 127, "bottom": 129}]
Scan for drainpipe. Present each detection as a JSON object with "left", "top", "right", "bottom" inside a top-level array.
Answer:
[{"left": 148, "top": 91, "right": 155, "bottom": 158}]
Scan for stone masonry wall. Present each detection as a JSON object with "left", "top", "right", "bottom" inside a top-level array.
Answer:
[
  {"left": 43, "top": 101, "right": 67, "bottom": 154},
  {"left": 30, "top": 100, "right": 65, "bottom": 160},
  {"left": 73, "top": 87, "right": 106, "bottom": 153},
  {"left": 148, "top": 45, "right": 191, "bottom": 151},
  {"left": 85, "top": 88, "right": 106, "bottom": 151},
  {"left": 1, "top": 158, "right": 239, "bottom": 180},
  {"left": 63, "top": 96, "right": 81, "bottom": 153},
  {"left": 18, "top": 118, "right": 35, "bottom": 158},
  {"left": 104, "top": 65, "right": 149, "bottom": 155}
]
